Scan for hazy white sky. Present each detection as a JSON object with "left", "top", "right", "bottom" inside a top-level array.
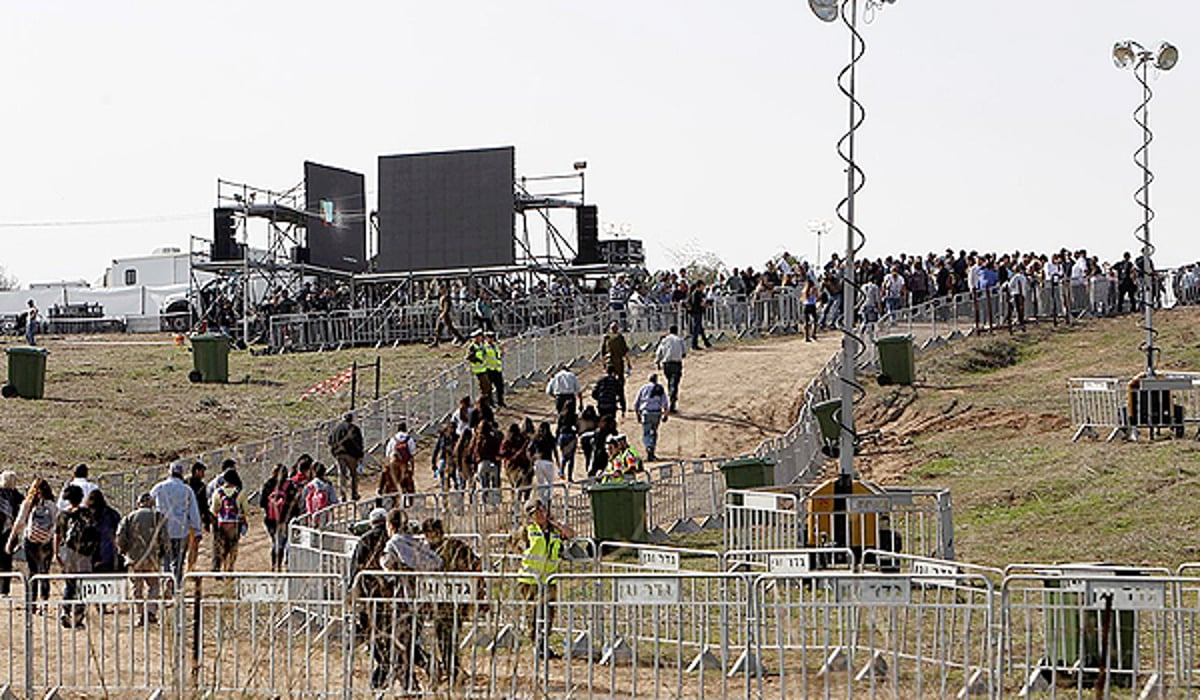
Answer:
[{"left": 2, "top": 1, "right": 1198, "bottom": 286}]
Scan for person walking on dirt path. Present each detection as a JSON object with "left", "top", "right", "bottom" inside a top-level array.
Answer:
[
  {"left": 545, "top": 365, "right": 582, "bottom": 415},
  {"left": 115, "top": 492, "right": 168, "bottom": 626},
  {"left": 0, "top": 471, "right": 21, "bottom": 594},
  {"left": 591, "top": 365, "right": 626, "bottom": 420},
  {"left": 802, "top": 278, "right": 820, "bottom": 342},
  {"left": 86, "top": 489, "right": 122, "bottom": 575},
  {"left": 430, "top": 281, "right": 465, "bottom": 347},
  {"left": 655, "top": 325, "right": 688, "bottom": 414},
  {"left": 383, "top": 422, "right": 418, "bottom": 500},
  {"left": 24, "top": 299, "right": 38, "bottom": 346},
  {"left": 151, "top": 464, "right": 202, "bottom": 587},
  {"left": 600, "top": 321, "right": 632, "bottom": 392},
  {"left": 302, "top": 463, "right": 339, "bottom": 517},
  {"left": 6, "top": 477, "right": 56, "bottom": 605},
  {"left": 56, "top": 484, "right": 98, "bottom": 627},
  {"left": 422, "top": 517, "right": 483, "bottom": 685},
  {"left": 555, "top": 406, "right": 579, "bottom": 482},
  {"left": 483, "top": 330, "right": 506, "bottom": 408},
  {"left": 466, "top": 329, "right": 493, "bottom": 406},
  {"left": 259, "top": 463, "right": 298, "bottom": 571},
  {"left": 185, "top": 462, "right": 211, "bottom": 571},
  {"left": 687, "top": 280, "right": 713, "bottom": 350},
  {"left": 515, "top": 497, "right": 574, "bottom": 660},
  {"left": 634, "top": 373, "right": 668, "bottom": 461},
  {"left": 57, "top": 463, "right": 98, "bottom": 511},
  {"left": 499, "top": 423, "right": 534, "bottom": 503},
  {"left": 375, "top": 509, "right": 443, "bottom": 691},
  {"left": 209, "top": 468, "right": 247, "bottom": 572},
  {"left": 469, "top": 420, "right": 502, "bottom": 501},
  {"left": 328, "top": 412, "right": 364, "bottom": 501}
]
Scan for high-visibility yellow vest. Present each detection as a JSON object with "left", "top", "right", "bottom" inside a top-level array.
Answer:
[
  {"left": 518, "top": 523, "right": 563, "bottom": 585},
  {"left": 603, "top": 447, "right": 642, "bottom": 482},
  {"left": 467, "top": 342, "right": 488, "bottom": 374},
  {"left": 483, "top": 343, "right": 503, "bottom": 372}
]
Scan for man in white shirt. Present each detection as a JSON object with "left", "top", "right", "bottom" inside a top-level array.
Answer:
[
  {"left": 545, "top": 366, "right": 582, "bottom": 414},
  {"left": 654, "top": 325, "right": 688, "bottom": 414},
  {"left": 1008, "top": 265, "right": 1031, "bottom": 328},
  {"left": 383, "top": 422, "right": 418, "bottom": 497},
  {"left": 57, "top": 464, "right": 99, "bottom": 511}
]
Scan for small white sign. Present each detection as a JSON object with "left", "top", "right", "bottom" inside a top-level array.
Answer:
[
  {"left": 1087, "top": 581, "right": 1166, "bottom": 611},
  {"left": 1083, "top": 380, "right": 1111, "bottom": 392},
  {"left": 294, "top": 529, "right": 312, "bottom": 549},
  {"left": 837, "top": 578, "right": 911, "bottom": 605},
  {"left": 79, "top": 578, "right": 128, "bottom": 604},
  {"left": 238, "top": 578, "right": 288, "bottom": 603},
  {"left": 418, "top": 577, "right": 477, "bottom": 604},
  {"left": 768, "top": 553, "right": 811, "bottom": 574},
  {"left": 616, "top": 578, "right": 680, "bottom": 605},
  {"left": 848, "top": 496, "right": 893, "bottom": 514},
  {"left": 344, "top": 538, "right": 359, "bottom": 556},
  {"left": 741, "top": 492, "right": 791, "bottom": 513},
  {"left": 913, "top": 560, "right": 958, "bottom": 587},
  {"left": 638, "top": 549, "right": 680, "bottom": 571}
]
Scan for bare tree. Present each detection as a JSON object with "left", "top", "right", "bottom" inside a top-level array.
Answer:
[{"left": 0, "top": 265, "right": 16, "bottom": 291}]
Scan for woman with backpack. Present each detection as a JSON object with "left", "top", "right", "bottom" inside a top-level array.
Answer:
[
  {"left": 302, "top": 463, "right": 339, "bottom": 521},
  {"left": 6, "top": 478, "right": 57, "bottom": 605},
  {"left": 209, "top": 468, "right": 247, "bottom": 572},
  {"left": 259, "top": 463, "right": 301, "bottom": 572}
]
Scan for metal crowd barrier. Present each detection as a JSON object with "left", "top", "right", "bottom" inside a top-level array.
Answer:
[
  {"left": 1068, "top": 372, "right": 1200, "bottom": 443},
  {"left": 10, "top": 558, "right": 1200, "bottom": 698},
  {"left": 724, "top": 485, "right": 955, "bottom": 563},
  {"left": 1002, "top": 570, "right": 1200, "bottom": 698},
  {"left": 753, "top": 570, "right": 997, "bottom": 699},
  {"left": 26, "top": 573, "right": 176, "bottom": 699}
]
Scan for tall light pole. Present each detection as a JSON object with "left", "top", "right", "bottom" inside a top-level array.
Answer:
[
  {"left": 807, "top": 219, "right": 831, "bottom": 267},
  {"left": 1113, "top": 40, "right": 1178, "bottom": 378},
  {"left": 809, "top": 0, "right": 898, "bottom": 482}
]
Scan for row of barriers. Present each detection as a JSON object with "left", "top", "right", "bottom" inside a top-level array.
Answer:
[
  {"left": 2, "top": 559, "right": 1199, "bottom": 698},
  {"left": 95, "top": 259, "right": 1139, "bottom": 516},
  {"left": 1068, "top": 373, "right": 1200, "bottom": 442}
]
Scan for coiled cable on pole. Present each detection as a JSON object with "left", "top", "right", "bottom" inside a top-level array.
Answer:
[{"left": 1131, "top": 53, "right": 1160, "bottom": 372}]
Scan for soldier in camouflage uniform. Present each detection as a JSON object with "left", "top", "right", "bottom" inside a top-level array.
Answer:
[{"left": 421, "top": 518, "right": 483, "bottom": 684}]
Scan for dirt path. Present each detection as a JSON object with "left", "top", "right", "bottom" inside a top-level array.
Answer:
[{"left": 223, "top": 332, "right": 840, "bottom": 572}]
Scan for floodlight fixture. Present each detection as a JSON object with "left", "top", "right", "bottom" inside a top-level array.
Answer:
[
  {"left": 1112, "top": 41, "right": 1136, "bottom": 69},
  {"left": 573, "top": 161, "right": 588, "bottom": 171},
  {"left": 1157, "top": 42, "right": 1179, "bottom": 70},
  {"left": 809, "top": 0, "right": 838, "bottom": 23}
]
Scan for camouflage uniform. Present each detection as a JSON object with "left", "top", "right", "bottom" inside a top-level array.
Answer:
[{"left": 431, "top": 537, "right": 482, "bottom": 682}]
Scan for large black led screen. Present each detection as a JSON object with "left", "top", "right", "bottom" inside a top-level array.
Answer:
[
  {"left": 304, "top": 162, "right": 367, "bottom": 272},
  {"left": 377, "top": 147, "right": 514, "bottom": 272}
]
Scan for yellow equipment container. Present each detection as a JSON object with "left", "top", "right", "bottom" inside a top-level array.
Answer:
[{"left": 805, "top": 476, "right": 882, "bottom": 550}]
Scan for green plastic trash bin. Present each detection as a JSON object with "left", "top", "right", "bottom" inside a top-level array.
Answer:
[
  {"left": 1043, "top": 573, "right": 1136, "bottom": 688},
  {"left": 875, "top": 334, "right": 915, "bottom": 386},
  {"left": 5, "top": 346, "right": 49, "bottom": 399},
  {"left": 813, "top": 399, "right": 842, "bottom": 443},
  {"left": 587, "top": 481, "right": 650, "bottom": 543},
  {"left": 719, "top": 457, "right": 775, "bottom": 489},
  {"left": 190, "top": 333, "right": 230, "bottom": 384}
]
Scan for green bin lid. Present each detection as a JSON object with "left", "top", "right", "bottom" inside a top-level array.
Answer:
[
  {"left": 586, "top": 480, "right": 651, "bottom": 494},
  {"left": 6, "top": 346, "right": 49, "bottom": 356},
  {"left": 875, "top": 334, "right": 913, "bottom": 345},
  {"left": 720, "top": 457, "right": 774, "bottom": 470},
  {"left": 191, "top": 333, "right": 227, "bottom": 342}
]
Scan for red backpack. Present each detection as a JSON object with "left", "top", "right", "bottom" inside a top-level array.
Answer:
[
  {"left": 266, "top": 480, "right": 291, "bottom": 522},
  {"left": 305, "top": 482, "right": 331, "bottom": 514}
]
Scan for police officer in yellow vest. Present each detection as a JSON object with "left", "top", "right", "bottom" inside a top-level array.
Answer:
[
  {"left": 516, "top": 496, "right": 575, "bottom": 659},
  {"left": 466, "top": 329, "right": 492, "bottom": 404},
  {"left": 482, "top": 330, "right": 506, "bottom": 408},
  {"left": 602, "top": 434, "right": 643, "bottom": 483}
]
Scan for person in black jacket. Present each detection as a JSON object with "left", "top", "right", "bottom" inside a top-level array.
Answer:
[
  {"left": 328, "top": 413, "right": 364, "bottom": 500},
  {"left": 185, "top": 462, "right": 211, "bottom": 571},
  {"left": 591, "top": 365, "right": 626, "bottom": 420}
]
